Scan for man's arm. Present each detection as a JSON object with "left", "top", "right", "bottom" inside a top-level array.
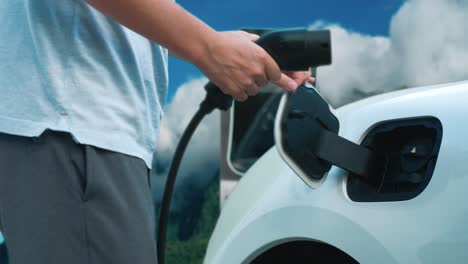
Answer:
[{"left": 86, "top": 0, "right": 300, "bottom": 101}]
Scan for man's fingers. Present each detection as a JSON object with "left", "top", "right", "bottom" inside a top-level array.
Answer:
[
  {"left": 211, "top": 76, "right": 248, "bottom": 101},
  {"left": 240, "top": 31, "right": 260, "bottom": 42},
  {"left": 248, "top": 33, "right": 260, "bottom": 42},
  {"left": 263, "top": 52, "right": 282, "bottom": 83},
  {"left": 253, "top": 71, "right": 269, "bottom": 88},
  {"left": 284, "top": 70, "right": 314, "bottom": 85},
  {"left": 273, "top": 73, "right": 298, "bottom": 92},
  {"left": 225, "top": 81, "right": 249, "bottom": 102},
  {"left": 235, "top": 91, "right": 249, "bottom": 101},
  {"left": 246, "top": 88, "right": 257, "bottom": 96}
]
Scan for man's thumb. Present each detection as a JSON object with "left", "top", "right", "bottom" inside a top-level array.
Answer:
[{"left": 240, "top": 31, "right": 260, "bottom": 42}]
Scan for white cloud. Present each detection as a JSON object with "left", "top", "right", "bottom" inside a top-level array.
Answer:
[
  {"left": 312, "top": 23, "right": 395, "bottom": 106},
  {"left": 314, "top": 0, "right": 468, "bottom": 107},
  {"left": 152, "top": 77, "right": 220, "bottom": 210}
]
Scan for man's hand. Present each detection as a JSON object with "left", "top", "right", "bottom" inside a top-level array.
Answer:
[{"left": 193, "top": 31, "right": 299, "bottom": 101}]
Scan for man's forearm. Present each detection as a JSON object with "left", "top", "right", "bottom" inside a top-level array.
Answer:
[{"left": 86, "top": 0, "right": 217, "bottom": 63}]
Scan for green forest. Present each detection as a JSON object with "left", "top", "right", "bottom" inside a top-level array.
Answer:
[{"left": 164, "top": 177, "right": 220, "bottom": 264}]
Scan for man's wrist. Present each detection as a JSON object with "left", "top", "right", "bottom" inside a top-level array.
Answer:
[{"left": 184, "top": 30, "right": 219, "bottom": 68}]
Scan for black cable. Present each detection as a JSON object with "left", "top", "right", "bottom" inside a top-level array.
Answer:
[{"left": 157, "top": 99, "right": 214, "bottom": 264}]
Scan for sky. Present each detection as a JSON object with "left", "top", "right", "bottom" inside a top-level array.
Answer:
[{"left": 167, "top": 0, "right": 405, "bottom": 100}]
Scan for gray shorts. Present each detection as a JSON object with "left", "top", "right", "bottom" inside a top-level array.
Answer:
[{"left": 0, "top": 130, "right": 157, "bottom": 264}]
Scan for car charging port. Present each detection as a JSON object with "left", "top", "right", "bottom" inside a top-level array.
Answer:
[
  {"left": 275, "top": 81, "right": 443, "bottom": 196},
  {"left": 347, "top": 117, "right": 443, "bottom": 202}
]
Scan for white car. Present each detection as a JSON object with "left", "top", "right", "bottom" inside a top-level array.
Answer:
[{"left": 206, "top": 81, "right": 468, "bottom": 264}]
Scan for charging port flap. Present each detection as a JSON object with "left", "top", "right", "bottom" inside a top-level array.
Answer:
[{"left": 274, "top": 86, "right": 387, "bottom": 189}]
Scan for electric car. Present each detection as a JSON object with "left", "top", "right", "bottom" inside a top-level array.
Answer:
[{"left": 208, "top": 80, "right": 468, "bottom": 263}]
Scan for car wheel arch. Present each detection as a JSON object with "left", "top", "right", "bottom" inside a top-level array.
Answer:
[{"left": 249, "top": 240, "right": 359, "bottom": 264}]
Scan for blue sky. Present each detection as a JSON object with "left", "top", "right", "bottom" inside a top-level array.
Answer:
[{"left": 167, "top": 0, "right": 405, "bottom": 100}]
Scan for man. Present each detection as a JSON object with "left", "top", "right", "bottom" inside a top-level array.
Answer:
[{"left": 0, "top": 0, "right": 313, "bottom": 263}]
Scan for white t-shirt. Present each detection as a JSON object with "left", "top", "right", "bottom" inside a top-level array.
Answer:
[{"left": 0, "top": 0, "right": 169, "bottom": 168}]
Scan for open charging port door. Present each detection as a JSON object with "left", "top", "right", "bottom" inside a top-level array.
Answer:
[
  {"left": 275, "top": 85, "right": 339, "bottom": 188},
  {"left": 275, "top": 86, "right": 387, "bottom": 190}
]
